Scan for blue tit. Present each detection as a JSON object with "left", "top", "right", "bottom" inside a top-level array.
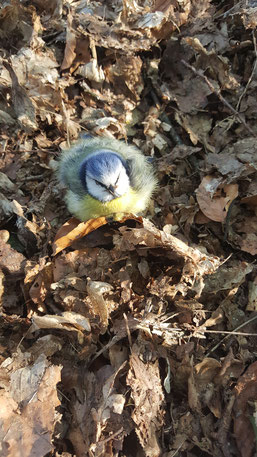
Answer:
[{"left": 58, "top": 135, "right": 157, "bottom": 221}]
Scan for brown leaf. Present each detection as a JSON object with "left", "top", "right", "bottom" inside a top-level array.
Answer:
[
  {"left": 106, "top": 55, "right": 143, "bottom": 102},
  {"left": 52, "top": 217, "right": 108, "bottom": 255},
  {"left": 233, "top": 361, "right": 257, "bottom": 457},
  {"left": 0, "top": 230, "right": 26, "bottom": 275},
  {"left": 29, "top": 263, "right": 53, "bottom": 306},
  {"left": 31, "top": 311, "right": 91, "bottom": 334},
  {"left": 188, "top": 365, "right": 201, "bottom": 412},
  {"left": 196, "top": 176, "right": 238, "bottom": 222},
  {"left": 195, "top": 358, "right": 221, "bottom": 385},
  {"left": 183, "top": 37, "right": 240, "bottom": 90},
  {"left": 61, "top": 12, "right": 76, "bottom": 71},
  {"left": 204, "top": 260, "right": 253, "bottom": 294},
  {"left": 53, "top": 214, "right": 142, "bottom": 255},
  {"left": 247, "top": 278, "right": 257, "bottom": 311},
  {"left": 0, "top": 355, "right": 61, "bottom": 457},
  {"left": 127, "top": 347, "right": 164, "bottom": 457},
  {"left": 3, "top": 60, "right": 37, "bottom": 132},
  {"left": 86, "top": 280, "right": 113, "bottom": 334},
  {"left": 68, "top": 364, "right": 129, "bottom": 456},
  {"left": 175, "top": 112, "right": 213, "bottom": 149},
  {"left": 240, "top": 233, "right": 257, "bottom": 256}
]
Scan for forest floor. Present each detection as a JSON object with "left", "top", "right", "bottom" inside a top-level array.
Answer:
[{"left": 0, "top": 1, "right": 257, "bottom": 456}]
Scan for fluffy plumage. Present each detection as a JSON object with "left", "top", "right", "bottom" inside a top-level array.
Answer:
[{"left": 58, "top": 136, "right": 157, "bottom": 221}]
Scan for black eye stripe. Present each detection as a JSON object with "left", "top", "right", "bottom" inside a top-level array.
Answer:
[
  {"left": 94, "top": 178, "right": 107, "bottom": 189},
  {"left": 94, "top": 175, "right": 120, "bottom": 189}
]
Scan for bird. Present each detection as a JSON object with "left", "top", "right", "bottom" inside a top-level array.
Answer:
[{"left": 58, "top": 135, "right": 157, "bottom": 221}]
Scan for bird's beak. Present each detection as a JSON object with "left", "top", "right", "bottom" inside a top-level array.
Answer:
[{"left": 108, "top": 185, "right": 118, "bottom": 197}]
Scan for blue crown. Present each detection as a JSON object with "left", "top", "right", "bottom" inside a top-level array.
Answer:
[{"left": 79, "top": 150, "right": 128, "bottom": 188}]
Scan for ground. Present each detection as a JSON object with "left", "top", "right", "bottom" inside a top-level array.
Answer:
[{"left": 0, "top": 1, "right": 257, "bottom": 456}]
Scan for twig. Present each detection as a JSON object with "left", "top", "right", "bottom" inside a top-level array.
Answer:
[
  {"left": 89, "top": 334, "right": 127, "bottom": 364},
  {"left": 200, "top": 329, "right": 257, "bottom": 336},
  {"left": 169, "top": 438, "right": 186, "bottom": 457},
  {"left": 181, "top": 59, "right": 257, "bottom": 138},
  {"left": 97, "top": 427, "right": 123, "bottom": 445},
  {"left": 206, "top": 313, "right": 257, "bottom": 356},
  {"left": 236, "top": 30, "right": 257, "bottom": 112},
  {"left": 214, "top": 1, "right": 243, "bottom": 19},
  {"left": 23, "top": 173, "right": 51, "bottom": 181},
  {"left": 123, "top": 312, "right": 132, "bottom": 350}
]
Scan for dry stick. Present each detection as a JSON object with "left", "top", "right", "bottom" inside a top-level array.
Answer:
[
  {"left": 201, "top": 329, "right": 257, "bottom": 336},
  {"left": 90, "top": 312, "right": 257, "bottom": 363},
  {"left": 214, "top": 1, "right": 243, "bottom": 19},
  {"left": 236, "top": 30, "right": 257, "bottom": 112},
  {"left": 23, "top": 173, "right": 51, "bottom": 181},
  {"left": 123, "top": 312, "right": 133, "bottom": 350},
  {"left": 181, "top": 59, "right": 257, "bottom": 138},
  {"left": 97, "top": 427, "right": 123, "bottom": 445},
  {"left": 225, "top": 30, "right": 257, "bottom": 134},
  {"left": 206, "top": 313, "right": 257, "bottom": 357}
]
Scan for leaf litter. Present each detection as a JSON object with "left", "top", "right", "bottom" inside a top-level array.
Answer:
[{"left": 0, "top": 1, "right": 257, "bottom": 456}]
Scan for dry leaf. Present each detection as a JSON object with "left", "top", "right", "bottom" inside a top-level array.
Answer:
[
  {"left": 127, "top": 349, "right": 164, "bottom": 457},
  {"left": 53, "top": 217, "right": 108, "bottom": 255},
  {"left": 0, "top": 354, "right": 61, "bottom": 457},
  {"left": 233, "top": 361, "right": 257, "bottom": 457},
  {"left": 61, "top": 12, "right": 76, "bottom": 71},
  {"left": 196, "top": 176, "right": 238, "bottom": 222},
  {"left": 30, "top": 311, "right": 91, "bottom": 333},
  {"left": 53, "top": 214, "right": 143, "bottom": 255},
  {"left": 87, "top": 280, "right": 113, "bottom": 333},
  {"left": 247, "top": 278, "right": 257, "bottom": 311},
  {"left": 0, "top": 229, "right": 26, "bottom": 274}
]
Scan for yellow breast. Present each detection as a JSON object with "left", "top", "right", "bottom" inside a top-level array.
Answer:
[{"left": 67, "top": 188, "right": 148, "bottom": 221}]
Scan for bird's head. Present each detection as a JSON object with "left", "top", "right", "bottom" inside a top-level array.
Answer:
[{"left": 79, "top": 150, "right": 130, "bottom": 202}]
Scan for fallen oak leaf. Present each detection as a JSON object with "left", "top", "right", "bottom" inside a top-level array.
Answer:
[
  {"left": 240, "top": 181, "right": 257, "bottom": 207},
  {"left": 52, "top": 217, "right": 108, "bottom": 255},
  {"left": 53, "top": 214, "right": 143, "bottom": 255},
  {"left": 240, "top": 233, "right": 257, "bottom": 256},
  {"left": 60, "top": 11, "right": 76, "bottom": 71},
  {"left": 27, "top": 312, "right": 91, "bottom": 344},
  {"left": 241, "top": 195, "right": 257, "bottom": 206},
  {"left": 129, "top": 218, "right": 221, "bottom": 275},
  {"left": 233, "top": 361, "right": 257, "bottom": 457},
  {"left": 1, "top": 355, "right": 61, "bottom": 457},
  {"left": 87, "top": 280, "right": 113, "bottom": 334},
  {"left": 29, "top": 262, "right": 53, "bottom": 307},
  {"left": 3, "top": 60, "right": 37, "bottom": 132},
  {"left": 115, "top": 218, "right": 222, "bottom": 298},
  {"left": 196, "top": 176, "right": 238, "bottom": 222},
  {"left": 126, "top": 346, "right": 165, "bottom": 457}
]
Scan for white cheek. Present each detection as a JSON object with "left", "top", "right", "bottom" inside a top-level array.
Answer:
[
  {"left": 86, "top": 177, "right": 112, "bottom": 202},
  {"left": 116, "top": 169, "right": 130, "bottom": 196}
]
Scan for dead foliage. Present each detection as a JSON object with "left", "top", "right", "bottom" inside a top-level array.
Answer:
[{"left": 0, "top": 0, "right": 257, "bottom": 456}]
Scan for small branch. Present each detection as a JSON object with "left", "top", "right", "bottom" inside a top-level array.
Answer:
[
  {"left": 236, "top": 30, "right": 257, "bottom": 112},
  {"left": 206, "top": 313, "right": 257, "bottom": 356},
  {"left": 181, "top": 59, "right": 257, "bottom": 138}
]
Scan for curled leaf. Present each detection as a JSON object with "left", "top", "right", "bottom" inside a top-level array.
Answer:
[{"left": 196, "top": 176, "right": 238, "bottom": 222}]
